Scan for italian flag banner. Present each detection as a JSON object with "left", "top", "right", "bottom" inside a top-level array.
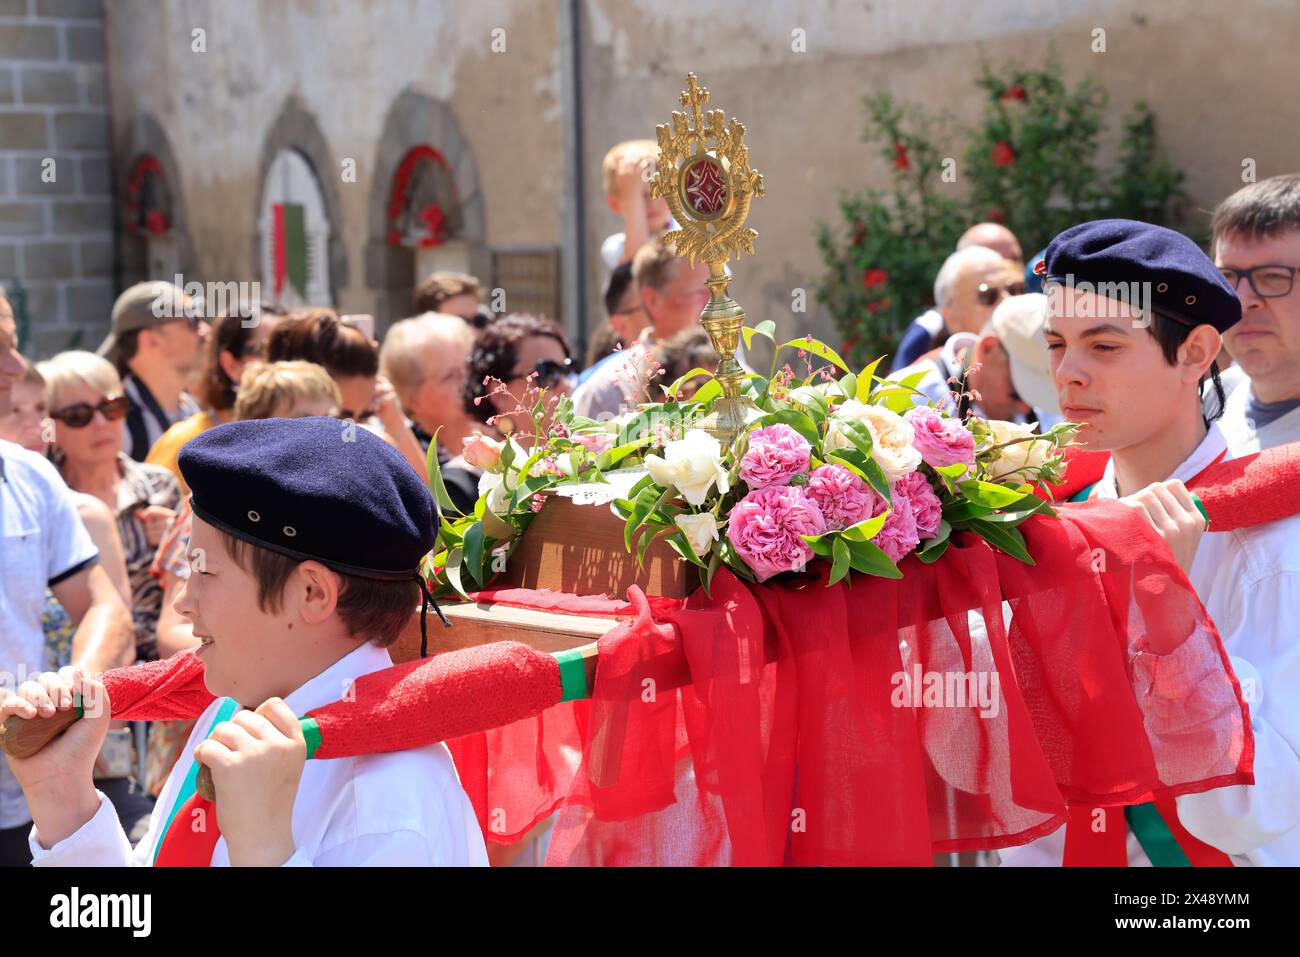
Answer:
[{"left": 272, "top": 202, "right": 307, "bottom": 299}]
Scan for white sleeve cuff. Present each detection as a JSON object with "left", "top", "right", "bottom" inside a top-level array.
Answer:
[
  {"left": 280, "top": 847, "right": 313, "bottom": 867},
  {"left": 29, "top": 790, "right": 135, "bottom": 867}
]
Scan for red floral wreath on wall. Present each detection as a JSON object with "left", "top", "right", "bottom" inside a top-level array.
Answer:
[
  {"left": 387, "top": 145, "right": 454, "bottom": 249},
  {"left": 124, "top": 154, "right": 170, "bottom": 237}
]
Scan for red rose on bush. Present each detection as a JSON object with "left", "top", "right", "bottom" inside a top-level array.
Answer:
[
  {"left": 991, "top": 141, "right": 1016, "bottom": 167},
  {"left": 1001, "top": 84, "right": 1027, "bottom": 102},
  {"left": 987, "top": 209, "right": 1006, "bottom": 224},
  {"left": 893, "top": 142, "right": 910, "bottom": 170},
  {"left": 862, "top": 268, "right": 888, "bottom": 288}
]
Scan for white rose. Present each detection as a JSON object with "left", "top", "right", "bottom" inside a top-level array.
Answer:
[
  {"left": 477, "top": 455, "right": 526, "bottom": 515},
  {"left": 477, "top": 471, "right": 510, "bottom": 515},
  {"left": 643, "top": 429, "right": 730, "bottom": 506},
  {"left": 983, "top": 420, "right": 1053, "bottom": 483},
  {"left": 825, "top": 400, "right": 922, "bottom": 483},
  {"left": 674, "top": 512, "right": 720, "bottom": 558}
]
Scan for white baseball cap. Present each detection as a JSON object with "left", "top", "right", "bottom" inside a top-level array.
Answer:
[{"left": 990, "top": 293, "right": 1060, "bottom": 418}]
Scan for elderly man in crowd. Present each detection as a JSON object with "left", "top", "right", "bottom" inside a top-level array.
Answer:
[
  {"left": 891, "top": 222, "right": 1024, "bottom": 371},
  {"left": 379, "top": 312, "right": 480, "bottom": 513},
  {"left": 573, "top": 240, "right": 710, "bottom": 420}
]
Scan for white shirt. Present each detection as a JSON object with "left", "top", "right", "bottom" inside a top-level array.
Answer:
[
  {"left": 1219, "top": 373, "right": 1300, "bottom": 455},
  {"left": 1001, "top": 424, "right": 1300, "bottom": 866},
  {"left": 573, "top": 333, "right": 654, "bottom": 421},
  {"left": 600, "top": 217, "right": 682, "bottom": 270},
  {"left": 29, "top": 641, "right": 489, "bottom": 866},
  {"left": 0, "top": 441, "right": 98, "bottom": 829}
]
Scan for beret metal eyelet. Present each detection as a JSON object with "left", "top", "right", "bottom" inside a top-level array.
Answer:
[
  {"left": 247, "top": 510, "right": 261, "bottom": 522},
  {"left": 1186, "top": 295, "right": 1196, "bottom": 305},
  {"left": 1156, "top": 282, "right": 1168, "bottom": 293},
  {"left": 283, "top": 525, "right": 297, "bottom": 537}
]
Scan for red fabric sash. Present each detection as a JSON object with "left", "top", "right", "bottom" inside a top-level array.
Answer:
[
  {"left": 448, "top": 500, "right": 1254, "bottom": 866},
  {"left": 1061, "top": 447, "right": 1239, "bottom": 867},
  {"left": 154, "top": 793, "right": 220, "bottom": 867}
]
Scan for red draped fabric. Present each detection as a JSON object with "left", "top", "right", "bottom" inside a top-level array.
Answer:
[{"left": 448, "top": 500, "right": 1253, "bottom": 866}]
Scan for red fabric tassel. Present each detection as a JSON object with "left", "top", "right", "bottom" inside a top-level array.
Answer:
[{"left": 1153, "top": 796, "right": 1235, "bottom": 867}]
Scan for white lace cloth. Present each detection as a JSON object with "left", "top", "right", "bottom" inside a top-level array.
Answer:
[{"left": 549, "top": 468, "right": 648, "bottom": 506}]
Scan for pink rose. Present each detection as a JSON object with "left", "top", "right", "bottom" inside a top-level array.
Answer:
[
  {"left": 805, "top": 464, "right": 883, "bottom": 531},
  {"left": 725, "top": 484, "right": 827, "bottom": 582},
  {"left": 875, "top": 485, "right": 921, "bottom": 564},
  {"left": 461, "top": 432, "right": 503, "bottom": 470},
  {"left": 739, "top": 424, "right": 811, "bottom": 490},
  {"left": 896, "top": 471, "right": 942, "bottom": 539},
  {"left": 905, "top": 407, "right": 975, "bottom": 470},
  {"left": 576, "top": 432, "right": 614, "bottom": 455}
]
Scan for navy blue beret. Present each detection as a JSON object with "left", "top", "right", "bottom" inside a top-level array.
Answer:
[
  {"left": 1039, "top": 219, "right": 1241, "bottom": 333},
  {"left": 178, "top": 417, "right": 438, "bottom": 580}
]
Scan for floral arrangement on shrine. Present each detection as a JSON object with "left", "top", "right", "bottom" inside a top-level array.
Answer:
[{"left": 422, "top": 328, "right": 1078, "bottom": 598}]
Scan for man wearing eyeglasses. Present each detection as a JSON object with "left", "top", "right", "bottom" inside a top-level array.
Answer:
[
  {"left": 1213, "top": 175, "right": 1300, "bottom": 454},
  {"left": 573, "top": 241, "right": 710, "bottom": 420},
  {"left": 0, "top": 291, "right": 134, "bottom": 866},
  {"left": 892, "top": 223, "right": 1024, "bottom": 372},
  {"left": 96, "top": 282, "right": 209, "bottom": 463}
]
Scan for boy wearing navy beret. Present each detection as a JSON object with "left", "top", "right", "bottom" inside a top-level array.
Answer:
[
  {"left": 2, "top": 417, "right": 488, "bottom": 866},
  {"left": 1002, "top": 219, "right": 1300, "bottom": 867}
]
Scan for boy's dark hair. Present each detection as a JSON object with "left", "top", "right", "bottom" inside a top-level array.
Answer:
[
  {"left": 1147, "top": 311, "right": 1226, "bottom": 422},
  {"left": 266, "top": 309, "right": 379, "bottom": 379},
  {"left": 1211, "top": 174, "right": 1300, "bottom": 251},
  {"left": 217, "top": 530, "right": 415, "bottom": 647},
  {"left": 603, "top": 262, "right": 634, "bottom": 318}
]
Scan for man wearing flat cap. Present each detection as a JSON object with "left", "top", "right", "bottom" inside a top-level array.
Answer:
[
  {"left": 999, "top": 219, "right": 1300, "bottom": 867},
  {"left": 98, "top": 282, "right": 209, "bottom": 462}
]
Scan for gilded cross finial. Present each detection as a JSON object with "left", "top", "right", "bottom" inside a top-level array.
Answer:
[
  {"left": 651, "top": 73, "right": 765, "bottom": 269},
  {"left": 680, "top": 73, "right": 709, "bottom": 136},
  {"left": 650, "top": 74, "right": 765, "bottom": 443}
]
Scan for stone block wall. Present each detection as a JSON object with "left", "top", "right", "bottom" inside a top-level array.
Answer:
[{"left": 0, "top": 0, "right": 113, "bottom": 359}]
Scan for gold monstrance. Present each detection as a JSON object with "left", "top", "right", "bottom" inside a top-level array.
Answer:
[{"left": 652, "top": 73, "right": 765, "bottom": 443}]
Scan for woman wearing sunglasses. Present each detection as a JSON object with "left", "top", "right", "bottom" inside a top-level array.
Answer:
[
  {"left": 37, "top": 352, "right": 182, "bottom": 667},
  {"left": 463, "top": 313, "right": 573, "bottom": 439},
  {"left": 455, "top": 314, "right": 573, "bottom": 484}
]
